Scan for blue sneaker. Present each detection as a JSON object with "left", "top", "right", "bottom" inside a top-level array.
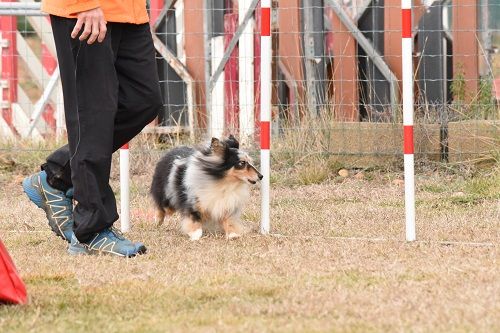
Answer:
[
  {"left": 22, "top": 171, "right": 74, "bottom": 241},
  {"left": 68, "top": 228, "right": 147, "bottom": 257}
]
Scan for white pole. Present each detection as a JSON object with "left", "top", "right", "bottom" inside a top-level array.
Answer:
[
  {"left": 120, "top": 143, "right": 130, "bottom": 233},
  {"left": 210, "top": 36, "right": 225, "bottom": 138},
  {"left": 239, "top": 0, "right": 255, "bottom": 143},
  {"left": 402, "top": 0, "right": 416, "bottom": 241},
  {"left": 260, "top": 0, "right": 271, "bottom": 234},
  {"left": 27, "top": 67, "right": 60, "bottom": 136}
]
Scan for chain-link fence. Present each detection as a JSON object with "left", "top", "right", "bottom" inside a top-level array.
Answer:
[
  {"left": 0, "top": 0, "right": 498, "bottom": 169},
  {"left": 1, "top": 5, "right": 499, "bottom": 327}
]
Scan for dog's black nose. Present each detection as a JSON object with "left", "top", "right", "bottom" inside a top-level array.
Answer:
[{"left": 259, "top": 174, "right": 263, "bottom": 180}]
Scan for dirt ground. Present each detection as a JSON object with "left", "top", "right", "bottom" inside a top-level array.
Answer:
[{"left": 0, "top": 164, "right": 498, "bottom": 332}]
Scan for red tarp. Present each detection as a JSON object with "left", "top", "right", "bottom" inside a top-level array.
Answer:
[{"left": 0, "top": 239, "right": 27, "bottom": 305}]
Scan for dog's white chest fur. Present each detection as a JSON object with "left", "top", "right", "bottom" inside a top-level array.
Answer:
[{"left": 185, "top": 163, "right": 250, "bottom": 220}]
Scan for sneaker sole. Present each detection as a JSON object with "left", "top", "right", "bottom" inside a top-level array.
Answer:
[
  {"left": 68, "top": 245, "right": 147, "bottom": 258},
  {"left": 68, "top": 246, "right": 90, "bottom": 256}
]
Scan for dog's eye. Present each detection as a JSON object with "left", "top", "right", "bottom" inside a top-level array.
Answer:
[{"left": 236, "top": 161, "right": 247, "bottom": 169}]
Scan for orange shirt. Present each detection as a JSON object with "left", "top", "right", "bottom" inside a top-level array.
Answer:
[{"left": 41, "top": 0, "right": 149, "bottom": 24}]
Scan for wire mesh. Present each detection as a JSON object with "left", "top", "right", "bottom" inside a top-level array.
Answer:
[
  {"left": 0, "top": 0, "right": 498, "bottom": 250},
  {"left": 0, "top": 0, "right": 498, "bottom": 167}
]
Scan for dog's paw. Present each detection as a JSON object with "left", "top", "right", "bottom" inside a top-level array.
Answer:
[
  {"left": 155, "top": 217, "right": 164, "bottom": 227},
  {"left": 226, "top": 232, "right": 241, "bottom": 240},
  {"left": 189, "top": 229, "right": 203, "bottom": 241},
  {"left": 155, "top": 209, "right": 165, "bottom": 227}
]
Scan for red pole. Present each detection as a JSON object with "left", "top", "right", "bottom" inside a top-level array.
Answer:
[
  {"left": 260, "top": 0, "right": 271, "bottom": 234},
  {"left": 402, "top": 0, "right": 416, "bottom": 241}
]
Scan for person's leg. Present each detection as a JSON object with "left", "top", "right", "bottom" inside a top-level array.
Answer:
[
  {"left": 113, "top": 23, "right": 162, "bottom": 146},
  {"left": 62, "top": 22, "right": 122, "bottom": 243},
  {"left": 24, "top": 18, "right": 151, "bottom": 256},
  {"left": 71, "top": 23, "right": 160, "bottom": 244},
  {"left": 68, "top": 22, "right": 160, "bottom": 257},
  {"left": 42, "top": 148, "right": 72, "bottom": 192},
  {"left": 41, "top": 23, "right": 161, "bottom": 194},
  {"left": 42, "top": 16, "right": 120, "bottom": 243},
  {"left": 22, "top": 16, "right": 100, "bottom": 241}
]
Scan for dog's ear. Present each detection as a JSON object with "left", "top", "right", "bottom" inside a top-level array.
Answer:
[
  {"left": 211, "top": 137, "right": 226, "bottom": 155},
  {"left": 226, "top": 134, "right": 239, "bottom": 149},
  {"left": 211, "top": 137, "right": 220, "bottom": 146}
]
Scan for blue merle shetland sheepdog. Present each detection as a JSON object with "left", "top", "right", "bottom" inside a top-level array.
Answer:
[{"left": 150, "top": 135, "right": 263, "bottom": 240}]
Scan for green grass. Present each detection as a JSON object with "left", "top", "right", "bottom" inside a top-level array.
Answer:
[
  {"left": 419, "top": 168, "right": 500, "bottom": 208},
  {"left": 421, "top": 183, "right": 448, "bottom": 193},
  {"left": 0, "top": 271, "right": 387, "bottom": 332},
  {"left": 464, "top": 173, "right": 500, "bottom": 199}
]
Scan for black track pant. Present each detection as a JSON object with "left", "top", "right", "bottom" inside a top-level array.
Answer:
[{"left": 42, "top": 16, "right": 162, "bottom": 243}]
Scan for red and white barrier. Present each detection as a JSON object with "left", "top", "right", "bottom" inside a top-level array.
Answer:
[
  {"left": 260, "top": 0, "right": 271, "bottom": 234},
  {"left": 402, "top": 0, "right": 415, "bottom": 241},
  {"left": 120, "top": 143, "right": 130, "bottom": 233},
  {"left": 0, "top": 2, "right": 17, "bottom": 137},
  {"left": 0, "top": 4, "right": 61, "bottom": 138}
]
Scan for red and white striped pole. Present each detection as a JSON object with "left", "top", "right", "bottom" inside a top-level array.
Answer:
[
  {"left": 120, "top": 143, "right": 130, "bottom": 233},
  {"left": 260, "top": 0, "right": 271, "bottom": 234},
  {"left": 402, "top": 0, "right": 415, "bottom": 241}
]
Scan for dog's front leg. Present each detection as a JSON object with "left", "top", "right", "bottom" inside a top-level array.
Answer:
[
  {"left": 155, "top": 208, "right": 165, "bottom": 227},
  {"left": 181, "top": 216, "right": 203, "bottom": 241},
  {"left": 221, "top": 215, "right": 243, "bottom": 240},
  {"left": 155, "top": 207, "right": 175, "bottom": 227}
]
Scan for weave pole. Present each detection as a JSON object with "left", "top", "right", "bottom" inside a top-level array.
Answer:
[
  {"left": 120, "top": 143, "right": 130, "bottom": 233},
  {"left": 260, "top": 0, "right": 271, "bottom": 234},
  {"left": 402, "top": 0, "right": 415, "bottom": 241}
]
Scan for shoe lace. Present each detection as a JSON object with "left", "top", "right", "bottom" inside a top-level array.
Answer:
[
  {"left": 110, "top": 226, "right": 126, "bottom": 241},
  {"left": 48, "top": 190, "right": 73, "bottom": 215}
]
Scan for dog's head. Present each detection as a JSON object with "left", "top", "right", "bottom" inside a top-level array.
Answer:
[{"left": 202, "top": 135, "right": 263, "bottom": 185}]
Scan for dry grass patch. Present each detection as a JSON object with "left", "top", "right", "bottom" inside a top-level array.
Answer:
[{"left": 0, "top": 152, "right": 498, "bottom": 332}]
